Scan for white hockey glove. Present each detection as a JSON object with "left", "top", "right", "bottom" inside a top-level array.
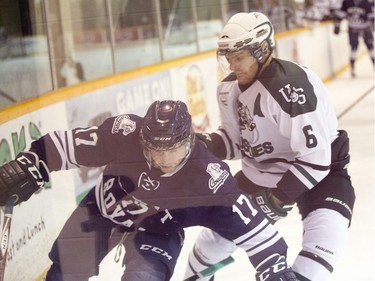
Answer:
[
  {"left": 255, "top": 254, "right": 298, "bottom": 281},
  {"left": 0, "top": 151, "right": 49, "bottom": 206},
  {"left": 252, "top": 189, "right": 292, "bottom": 224}
]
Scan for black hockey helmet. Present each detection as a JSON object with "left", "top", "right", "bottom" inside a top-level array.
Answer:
[{"left": 140, "top": 100, "right": 195, "bottom": 151}]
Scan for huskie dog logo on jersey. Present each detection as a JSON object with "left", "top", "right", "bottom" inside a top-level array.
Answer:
[
  {"left": 206, "top": 163, "right": 229, "bottom": 193},
  {"left": 279, "top": 83, "right": 306, "bottom": 104},
  {"left": 138, "top": 172, "right": 160, "bottom": 191},
  {"left": 112, "top": 115, "right": 136, "bottom": 136},
  {"left": 237, "top": 102, "right": 259, "bottom": 143}
]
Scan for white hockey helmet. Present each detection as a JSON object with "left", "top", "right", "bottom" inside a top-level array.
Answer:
[{"left": 217, "top": 12, "right": 275, "bottom": 62}]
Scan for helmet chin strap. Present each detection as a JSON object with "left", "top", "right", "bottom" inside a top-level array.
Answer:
[{"left": 254, "top": 45, "right": 272, "bottom": 78}]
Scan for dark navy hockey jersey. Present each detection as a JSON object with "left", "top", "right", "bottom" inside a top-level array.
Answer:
[
  {"left": 334, "top": 0, "right": 374, "bottom": 30},
  {"left": 29, "top": 114, "right": 288, "bottom": 267}
]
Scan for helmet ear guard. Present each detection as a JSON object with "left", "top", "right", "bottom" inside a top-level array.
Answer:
[{"left": 249, "top": 40, "right": 273, "bottom": 63}]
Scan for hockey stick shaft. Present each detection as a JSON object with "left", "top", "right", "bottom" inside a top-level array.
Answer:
[
  {"left": 0, "top": 197, "right": 16, "bottom": 281},
  {"left": 183, "top": 256, "right": 235, "bottom": 281}
]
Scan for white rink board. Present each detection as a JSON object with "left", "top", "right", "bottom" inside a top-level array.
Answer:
[{"left": 0, "top": 103, "right": 77, "bottom": 281}]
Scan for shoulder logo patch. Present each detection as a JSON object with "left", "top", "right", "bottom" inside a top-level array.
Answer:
[
  {"left": 279, "top": 83, "right": 306, "bottom": 104},
  {"left": 112, "top": 115, "right": 136, "bottom": 136},
  {"left": 206, "top": 163, "right": 229, "bottom": 194}
]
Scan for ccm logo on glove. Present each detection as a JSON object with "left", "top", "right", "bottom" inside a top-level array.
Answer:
[{"left": 16, "top": 154, "right": 45, "bottom": 189}]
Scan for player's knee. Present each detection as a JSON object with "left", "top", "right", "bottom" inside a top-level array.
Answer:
[
  {"left": 293, "top": 209, "right": 349, "bottom": 280},
  {"left": 184, "top": 248, "right": 212, "bottom": 281},
  {"left": 184, "top": 229, "right": 236, "bottom": 281},
  {"left": 193, "top": 228, "right": 236, "bottom": 263}
]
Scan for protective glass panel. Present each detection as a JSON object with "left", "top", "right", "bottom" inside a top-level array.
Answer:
[
  {"left": 111, "top": 0, "right": 162, "bottom": 72},
  {"left": 0, "top": 0, "right": 52, "bottom": 109},
  {"left": 195, "top": 0, "right": 222, "bottom": 52},
  {"left": 159, "top": 0, "right": 197, "bottom": 61},
  {"left": 55, "top": 0, "right": 113, "bottom": 84}
]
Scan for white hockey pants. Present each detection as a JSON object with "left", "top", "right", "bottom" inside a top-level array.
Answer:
[{"left": 186, "top": 208, "right": 350, "bottom": 281}]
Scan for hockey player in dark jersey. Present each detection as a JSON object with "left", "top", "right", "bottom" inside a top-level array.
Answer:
[
  {"left": 333, "top": 0, "right": 375, "bottom": 77},
  {"left": 0, "top": 100, "right": 298, "bottom": 280},
  {"left": 185, "top": 12, "right": 355, "bottom": 281}
]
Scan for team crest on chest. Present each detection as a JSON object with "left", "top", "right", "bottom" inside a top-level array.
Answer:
[
  {"left": 138, "top": 172, "right": 160, "bottom": 191},
  {"left": 237, "top": 101, "right": 259, "bottom": 143},
  {"left": 206, "top": 163, "right": 229, "bottom": 193},
  {"left": 112, "top": 115, "right": 136, "bottom": 136}
]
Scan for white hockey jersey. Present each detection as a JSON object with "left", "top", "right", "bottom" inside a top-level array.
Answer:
[{"left": 215, "top": 58, "right": 339, "bottom": 203}]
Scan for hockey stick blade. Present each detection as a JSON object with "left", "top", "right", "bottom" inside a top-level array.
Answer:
[
  {"left": 183, "top": 256, "right": 235, "bottom": 281},
  {"left": 0, "top": 197, "right": 16, "bottom": 281}
]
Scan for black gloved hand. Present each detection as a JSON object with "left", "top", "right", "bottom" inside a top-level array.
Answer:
[
  {"left": 195, "top": 132, "right": 214, "bottom": 150},
  {"left": 252, "top": 189, "right": 292, "bottom": 224},
  {"left": 255, "top": 254, "right": 298, "bottom": 281},
  {"left": 0, "top": 151, "right": 49, "bottom": 206},
  {"left": 334, "top": 24, "right": 340, "bottom": 35}
]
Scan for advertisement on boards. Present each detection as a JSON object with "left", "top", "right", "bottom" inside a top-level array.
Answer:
[
  {"left": 0, "top": 103, "right": 76, "bottom": 281},
  {"left": 169, "top": 56, "right": 220, "bottom": 133}
]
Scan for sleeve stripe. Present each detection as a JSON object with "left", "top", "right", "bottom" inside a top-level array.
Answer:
[
  {"left": 50, "top": 130, "right": 80, "bottom": 170},
  {"left": 233, "top": 218, "right": 270, "bottom": 245},
  {"left": 291, "top": 164, "right": 318, "bottom": 187},
  {"left": 66, "top": 130, "right": 79, "bottom": 168},
  {"left": 246, "top": 231, "right": 283, "bottom": 257},
  {"left": 50, "top": 131, "right": 68, "bottom": 170},
  {"left": 233, "top": 217, "right": 284, "bottom": 256},
  {"left": 295, "top": 159, "right": 330, "bottom": 171}
]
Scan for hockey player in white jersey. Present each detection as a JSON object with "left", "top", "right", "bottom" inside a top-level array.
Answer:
[
  {"left": 0, "top": 100, "right": 298, "bottom": 280},
  {"left": 185, "top": 12, "right": 355, "bottom": 281},
  {"left": 333, "top": 0, "right": 375, "bottom": 77}
]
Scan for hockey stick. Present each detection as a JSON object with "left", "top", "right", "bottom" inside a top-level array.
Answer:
[
  {"left": 183, "top": 256, "right": 235, "bottom": 281},
  {"left": 0, "top": 196, "right": 16, "bottom": 281}
]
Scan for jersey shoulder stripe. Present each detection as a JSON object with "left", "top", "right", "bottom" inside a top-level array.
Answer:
[
  {"left": 259, "top": 58, "right": 317, "bottom": 117},
  {"left": 222, "top": 72, "right": 237, "bottom": 82}
]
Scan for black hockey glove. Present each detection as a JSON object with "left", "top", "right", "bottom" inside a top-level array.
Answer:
[
  {"left": 196, "top": 132, "right": 214, "bottom": 151},
  {"left": 252, "top": 189, "right": 292, "bottom": 224},
  {"left": 255, "top": 254, "right": 298, "bottom": 281},
  {"left": 196, "top": 132, "right": 227, "bottom": 159},
  {"left": 333, "top": 24, "right": 340, "bottom": 35},
  {"left": 0, "top": 151, "right": 49, "bottom": 206}
]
